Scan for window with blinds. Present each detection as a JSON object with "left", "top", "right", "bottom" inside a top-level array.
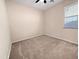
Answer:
[{"left": 64, "top": 1, "right": 78, "bottom": 29}]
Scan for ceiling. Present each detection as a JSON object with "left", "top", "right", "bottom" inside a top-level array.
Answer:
[{"left": 8, "top": 0, "right": 63, "bottom": 10}]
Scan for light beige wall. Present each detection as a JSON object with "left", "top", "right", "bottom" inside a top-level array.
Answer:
[
  {"left": 7, "top": 0, "right": 78, "bottom": 44},
  {"left": 0, "top": 0, "right": 11, "bottom": 59},
  {"left": 7, "top": 1, "right": 44, "bottom": 43},
  {"left": 45, "top": 1, "right": 78, "bottom": 44}
]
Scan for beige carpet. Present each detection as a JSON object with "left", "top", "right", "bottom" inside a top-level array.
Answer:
[{"left": 9, "top": 35, "right": 78, "bottom": 59}]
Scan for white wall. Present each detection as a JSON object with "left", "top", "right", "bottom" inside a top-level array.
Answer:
[
  {"left": 7, "top": 0, "right": 78, "bottom": 44},
  {"left": 44, "top": 1, "right": 78, "bottom": 44},
  {"left": 7, "top": 1, "right": 44, "bottom": 43},
  {"left": 0, "top": 0, "right": 11, "bottom": 59}
]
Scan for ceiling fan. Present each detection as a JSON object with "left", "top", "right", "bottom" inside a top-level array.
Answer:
[{"left": 35, "top": 0, "right": 54, "bottom": 4}]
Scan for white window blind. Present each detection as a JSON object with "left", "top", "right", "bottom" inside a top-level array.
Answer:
[{"left": 64, "top": 1, "right": 78, "bottom": 29}]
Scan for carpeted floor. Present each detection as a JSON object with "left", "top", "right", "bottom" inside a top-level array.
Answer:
[{"left": 9, "top": 35, "right": 78, "bottom": 59}]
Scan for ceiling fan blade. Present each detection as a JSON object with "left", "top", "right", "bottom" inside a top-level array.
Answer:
[
  {"left": 35, "top": 0, "right": 40, "bottom": 3},
  {"left": 50, "top": 0, "right": 54, "bottom": 2},
  {"left": 44, "top": 0, "right": 47, "bottom": 3}
]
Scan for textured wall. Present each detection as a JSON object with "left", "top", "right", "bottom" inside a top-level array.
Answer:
[
  {"left": 0, "top": 0, "right": 11, "bottom": 59},
  {"left": 44, "top": 1, "right": 78, "bottom": 44},
  {"left": 7, "top": 0, "right": 78, "bottom": 44},
  {"left": 7, "top": 1, "right": 44, "bottom": 43}
]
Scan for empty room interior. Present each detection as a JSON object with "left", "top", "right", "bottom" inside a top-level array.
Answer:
[{"left": 0, "top": 0, "right": 78, "bottom": 59}]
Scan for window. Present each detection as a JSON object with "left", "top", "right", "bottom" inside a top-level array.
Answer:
[{"left": 64, "top": 2, "right": 78, "bottom": 29}]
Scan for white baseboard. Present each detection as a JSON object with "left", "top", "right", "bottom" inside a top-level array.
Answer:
[
  {"left": 12, "top": 34, "right": 43, "bottom": 43},
  {"left": 12, "top": 34, "right": 78, "bottom": 45},
  {"left": 45, "top": 34, "right": 78, "bottom": 45}
]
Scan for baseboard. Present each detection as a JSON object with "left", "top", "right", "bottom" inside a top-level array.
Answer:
[
  {"left": 12, "top": 34, "right": 43, "bottom": 44},
  {"left": 45, "top": 34, "right": 78, "bottom": 45},
  {"left": 12, "top": 34, "right": 78, "bottom": 45}
]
